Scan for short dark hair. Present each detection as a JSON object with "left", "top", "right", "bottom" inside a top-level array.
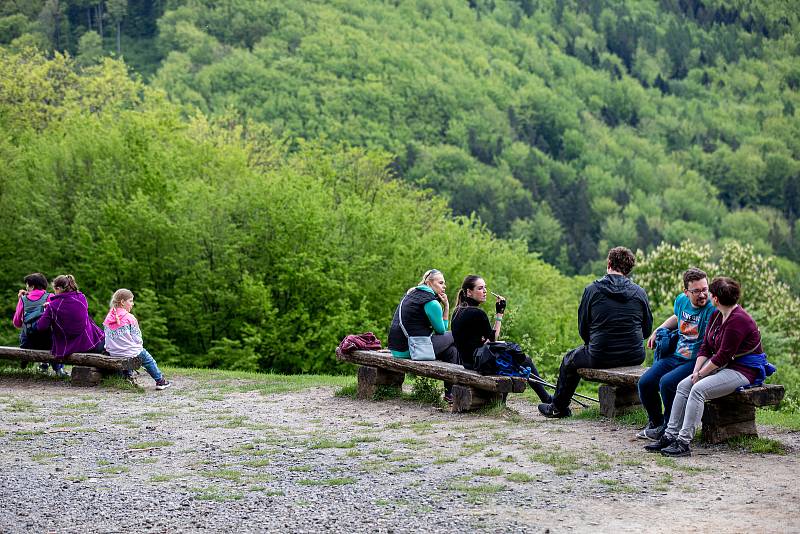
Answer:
[
  {"left": 607, "top": 247, "right": 636, "bottom": 276},
  {"left": 23, "top": 273, "right": 48, "bottom": 290},
  {"left": 709, "top": 277, "right": 740, "bottom": 306},
  {"left": 683, "top": 267, "right": 708, "bottom": 289}
]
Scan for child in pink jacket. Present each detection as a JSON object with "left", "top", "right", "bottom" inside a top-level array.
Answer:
[{"left": 104, "top": 289, "right": 171, "bottom": 390}]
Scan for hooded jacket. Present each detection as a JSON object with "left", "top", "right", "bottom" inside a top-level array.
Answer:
[
  {"left": 36, "top": 291, "right": 104, "bottom": 358},
  {"left": 103, "top": 307, "right": 144, "bottom": 357},
  {"left": 578, "top": 274, "right": 653, "bottom": 363}
]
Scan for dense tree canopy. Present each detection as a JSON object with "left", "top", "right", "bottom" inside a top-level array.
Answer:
[
  {"left": 3, "top": 0, "right": 799, "bottom": 279},
  {"left": 0, "top": 48, "right": 584, "bottom": 374}
]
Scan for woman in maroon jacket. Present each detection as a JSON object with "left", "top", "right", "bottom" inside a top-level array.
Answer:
[{"left": 645, "top": 277, "right": 762, "bottom": 457}]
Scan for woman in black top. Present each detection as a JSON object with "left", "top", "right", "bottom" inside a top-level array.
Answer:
[{"left": 450, "top": 275, "right": 552, "bottom": 403}]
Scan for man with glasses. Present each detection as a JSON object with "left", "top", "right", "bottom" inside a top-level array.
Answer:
[
  {"left": 539, "top": 247, "right": 653, "bottom": 418},
  {"left": 636, "top": 267, "right": 715, "bottom": 440}
]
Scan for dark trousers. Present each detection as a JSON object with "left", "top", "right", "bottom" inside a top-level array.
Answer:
[
  {"left": 637, "top": 355, "right": 695, "bottom": 426},
  {"left": 433, "top": 332, "right": 461, "bottom": 395},
  {"left": 552, "top": 345, "right": 644, "bottom": 412}
]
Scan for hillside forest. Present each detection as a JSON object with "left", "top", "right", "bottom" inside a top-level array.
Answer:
[{"left": 0, "top": 1, "right": 799, "bottom": 409}]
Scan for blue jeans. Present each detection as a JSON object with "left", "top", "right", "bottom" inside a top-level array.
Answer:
[
  {"left": 637, "top": 355, "right": 695, "bottom": 427},
  {"left": 138, "top": 349, "right": 163, "bottom": 382}
]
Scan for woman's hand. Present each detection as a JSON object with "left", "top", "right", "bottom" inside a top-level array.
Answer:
[
  {"left": 18, "top": 289, "right": 26, "bottom": 299},
  {"left": 438, "top": 291, "right": 449, "bottom": 314},
  {"left": 495, "top": 297, "right": 506, "bottom": 314}
]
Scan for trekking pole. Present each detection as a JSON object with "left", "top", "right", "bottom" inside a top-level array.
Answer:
[
  {"left": 525, "top": 376, "right": 589, "bottom": 408},
  {"left": 527, "top": 375, "right": 599, "bottom": 404}
]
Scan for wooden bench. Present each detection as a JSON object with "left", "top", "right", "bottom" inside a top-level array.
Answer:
[
  {"left": 0, "top": 346, "right": 141, "bottom": 387},
  {"left": 335, "top": 348, "right": 528, "bottom": 412},
  {"left": 577, "top": 366, "right": 785, "bottom": 443}
]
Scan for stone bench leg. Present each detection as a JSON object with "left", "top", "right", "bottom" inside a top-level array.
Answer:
[
  {"left": 701, "top": 399, "right": 757, "bottom": 444},
  {"left": 357, "top": 366, "right": 404, "bottom": 399},
  {"left": 451, "top": 385, "right": 503, "bottom": 413},
  {"left": 71, "top": 366, "right": 103, "bottom": 387},
  {"left": 598, "top": 384, "right": 640, "bottom": 418}
]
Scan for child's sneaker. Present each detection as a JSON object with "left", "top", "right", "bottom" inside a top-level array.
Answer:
[
  {"left": 155, "top": 378, "right": 172, "bottom": 391},
  {"left": 55, "top": 368, "right": 70, "bottom": 378}
]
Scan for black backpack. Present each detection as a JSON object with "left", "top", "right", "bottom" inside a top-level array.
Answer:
[{"left": 473, "top": 342, "right": 531, "bottom": 378}]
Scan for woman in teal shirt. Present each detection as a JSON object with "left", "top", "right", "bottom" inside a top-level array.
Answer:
[{"left": 387, "top": 269, "right": 460, "bottom": 397}]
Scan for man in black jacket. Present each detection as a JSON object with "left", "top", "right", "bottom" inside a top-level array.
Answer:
[{"left": 539, "top": 247, "right": 653, "bottom": 418}]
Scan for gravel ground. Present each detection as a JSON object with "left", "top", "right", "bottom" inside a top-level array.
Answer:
[{"left": 1, "top": 372, "right": 798, "bottom": 533}]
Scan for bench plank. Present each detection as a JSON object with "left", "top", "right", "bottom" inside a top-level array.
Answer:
[
  {"left": 336, "top": 348, "right": 525, "bottom": 394},
  {"left": 0, "top": 346, "right": 141, "bottom": 371}
]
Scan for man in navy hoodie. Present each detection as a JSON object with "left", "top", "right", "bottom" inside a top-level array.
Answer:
[{"left": 539, "top": 247, "right": 653, "bottom": 418}]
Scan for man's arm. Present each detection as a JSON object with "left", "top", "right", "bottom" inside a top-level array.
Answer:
[
  {"left": 577, "top": 287, "right": 591, "bottom": 345},
  {"left": 646, "top": 315, "right": 678, "bottom": 349},
  {"left": 640, "top": 295, "right": 654, "bottom": 340}
]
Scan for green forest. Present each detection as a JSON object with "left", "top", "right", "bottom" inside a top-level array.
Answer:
[{"left": 1, "top": 0, "right": 799, "bottom": 408}]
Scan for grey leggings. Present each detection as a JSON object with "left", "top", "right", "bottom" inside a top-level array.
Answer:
[{"left": 665, "top": 368, "right": 749, "bottom": 444}]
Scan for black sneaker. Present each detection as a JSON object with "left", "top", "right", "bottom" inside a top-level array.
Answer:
[
  {"left": 155, "top": 378, "right": 172, "bottom": 391},
  {"left": 636, "top": 422, "right": 664, "bottom": 441},
  {"left": 644, "top": 433, "right": 675, "bottom": 453},
  {"left": 537, "top": 403, "right": 572, "bottom": 419},
  {"left": 660, "top": 440, "right": 691, "bottom": 457}
]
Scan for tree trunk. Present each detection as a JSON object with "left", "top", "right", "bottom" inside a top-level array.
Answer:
[{"left": 97, "top": 2, "right": 103, "bottom": 38}]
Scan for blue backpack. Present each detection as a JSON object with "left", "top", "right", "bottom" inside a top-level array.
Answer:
[
  {"left": 19, "top": 292, "right": 51, "bottom": 348},
  {"left": 475, "top": 342, "right": 531, "bottom": 378}
]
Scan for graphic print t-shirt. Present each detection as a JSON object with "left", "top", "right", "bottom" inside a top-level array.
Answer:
[{"left": 673, "top": 293, "right": 715, "bottom": 360}]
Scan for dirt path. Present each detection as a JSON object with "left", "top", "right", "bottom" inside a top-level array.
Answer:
[{"left": 1, "top": 373, "right": 798, "bottom": 533}]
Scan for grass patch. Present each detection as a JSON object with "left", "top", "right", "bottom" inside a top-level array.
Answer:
[
  {"left": 506, "top": 472, "right": 538, "bottom": 483},
  {"left": 6, "top": 399, "right": 36, "bottom": 413},
  {"left": 443, "top": 482, "right": 506, "bottom": 503},
  {"left": 655, "top": 456, "right": 706, "bottom": 473},
  {"left": 66, "top": 475, "right": 88, "bottom": 482},
  {"left": 352, "top": 435, "right": 381, "bottom": 443},
  {"left": 726, "top": 435, "right": 786, "bottom": 454},
  {"left": 167, "top": 366, "right": 352, "bottom": 396},
  {"left": 756, "top": 408, "right": 800, "bottom": 431},
  {"left": 100, "top": 375, "right": 143, "bottom": 391},
  {"left": 334, "top": 383, "right": 357, "bottom": 398},
  {"left": 308, "top": 438, "right": 355, "bottom": 449},
  {"left": 60, "top": 401, "right": 100, "bottom": 412},
  {"left": 372, "top": 385, "right": 403, "bottom": 401},
  {"left": 474, "top": 467, "right": 504, "bottom": 477},
  {"left": 128, "top": 440, "right": 174, "bottom": 450},
  {"left": 31, "top": 452, "right": 59, "bottom": 463},
  {"left": 250, "top": 487, "right": 284, "bottom": 495},
  {"left": 288, "top": 465, "right": 313, "bottom": 472},
  {"left": 193, "top": 487, "right": 243, "bottom": 502},
  {"left": 242, "top": 459, "right": 270, "bottom": 467},
  {"left": 529, "top": 449, "right": 581, "bottom": 475},
  {"left": 433, "top": 456, "right": 458, "bottom": 465},
  {"left": 201, "top": 469, "right": 243, "bottom": 481},
  {"left": 408, "top": 376, "right": 443, "bottom": 405},
  {"left": 598, "top": 479, "right": 638, "bottom": 493},
  {"left": 297, "top": 477, "right": 356, "bottom": 486},
  {"left": 98, "top": 466, "right": 130, "bottom": 475}
]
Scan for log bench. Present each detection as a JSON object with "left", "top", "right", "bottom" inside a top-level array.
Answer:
[
  {"left": 577, "top": 366, "right": 785, "bottom": 443},
  {"left": 0, "top": 346, "right": 141, "bottom": 387},
  {"left": 335, "top": 348, "right": 528, "bottom": 413}
]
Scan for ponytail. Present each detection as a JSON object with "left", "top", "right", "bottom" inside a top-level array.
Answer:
[
  {"left": 52, "top": 274, "right": 79, "bottom": 293},
  {"left": 452, "top": 275, "right": 482, "bottom": 320}
]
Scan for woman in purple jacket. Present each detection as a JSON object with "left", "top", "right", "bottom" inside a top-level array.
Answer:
[
  {"left": 645, "top": 277, "right": 769, "bottom": 457},
  {"left": 37, "top": 275, "right": 104, "bottom": 364}
]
